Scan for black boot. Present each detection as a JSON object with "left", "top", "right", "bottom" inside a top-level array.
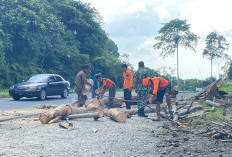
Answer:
[
  {"left": 138, "top": 108, "right": 148, "bottom": 117},
  {"left": 126, "top": 103, "right": 131, "bottom": 110}
]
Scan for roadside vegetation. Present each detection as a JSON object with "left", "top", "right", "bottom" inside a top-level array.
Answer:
[
  {"left": 0, "top": 89, "right": 9, "bottom": 98},
  {"left": 219, "top": 81, "right": 232, "bottom": 93}
]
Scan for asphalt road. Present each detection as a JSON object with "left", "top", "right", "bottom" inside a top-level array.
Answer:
[
  {"left": 0, "top": 91, "right": 195, "bottom": 111},
  {"left": 0, "top": 92, "right": 132, "bottom": 111}
]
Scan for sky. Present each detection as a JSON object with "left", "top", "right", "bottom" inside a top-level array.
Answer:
[{"left": 81, "top": 0, "right": 232, "bottom": 80}]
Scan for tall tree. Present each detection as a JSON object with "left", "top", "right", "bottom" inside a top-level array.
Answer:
[
  {"left": 203, "top": 32, "right": 229, "bottom": 82},
  {"left": 153, "top": 19, "right": 199, "bottom": 87}
]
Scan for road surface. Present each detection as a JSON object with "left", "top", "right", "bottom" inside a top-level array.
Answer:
[{"left": 0, "top": 91, "right": 195, "bottom": 111}]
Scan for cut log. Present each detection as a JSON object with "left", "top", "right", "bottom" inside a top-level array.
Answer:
[
  {"left": 39, "top": 105, "right": 88, "bottom": 124},
  {"left": 211, "top": 106, "right": 215, "bottom": 112},
  {"left": 205, "top": 100, "right": 220, "bottom": 107},
  {"left": 200, "top": 109, "right": 210, "bottom": 118},
  {"left": 178, "top": 105, "right": 203, "bottom": 116},
  {"left": 86, "top": 103, "right": 100, "bottom": 111},
  {"left": 68, "top": 111, "right": 104, "bottom": 120},
  {"left": 107, "top": 108, "right": 127, "bottom": 123}
]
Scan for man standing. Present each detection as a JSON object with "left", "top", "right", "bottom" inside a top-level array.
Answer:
[
  {"left": 143, "top": 76, "right": 172, "bottom": 121},
  {"left": 134, "top": 61, "right": 149, "bottom": 117},
  {"left": 96, "top": 76, "right": 116, "bottom": 108},
  {"left": 121, "top": 64, "right": 133, "bottom": 110},
  {"left": 75, "top": 64, "right": 93, "bottom": 107},
  {"left": 92, "top": 70, "right": 102, "bottom": 98}
]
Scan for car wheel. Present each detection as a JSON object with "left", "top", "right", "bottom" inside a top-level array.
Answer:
[
  {"left": 38, "top": 89, "right": 47, "bottom": 100},
  {"left": 61, "top": 89, "right": 68, "bottom": 98},
  {"left": 12, "top": 94, "right": 20, "bottom": 101}
]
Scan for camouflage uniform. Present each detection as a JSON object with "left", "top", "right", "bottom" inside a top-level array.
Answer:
[{"left": 134, "top": 68, "right": 149, "bottom": 109}]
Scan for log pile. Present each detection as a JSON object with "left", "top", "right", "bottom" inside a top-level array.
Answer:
[
  {"left": 196, "top": 121, "right": 232, "bottom": 142},
  {"left": 172, "top": 79, "right": 225, "bottom": 121},
  {"left": 171, "top": 100, "right": 204, "bottom": 121}
]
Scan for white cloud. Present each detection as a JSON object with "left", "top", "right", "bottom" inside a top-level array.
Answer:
[
  {"left": 81, "top": 0, "right": 232, "bottom": 79},
  {"left": 124, "top": 1, "right": 148, "bottom": 14},
  {"left": 180, "top": 0, "right": 232, "bottom": 35}
]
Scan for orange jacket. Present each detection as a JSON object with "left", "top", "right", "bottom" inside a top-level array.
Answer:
[
  {"left": 123, "top": 70, "right": 133, "bottom": 89},
  {"left": 151, "top": 77, "right": 169, "bottom": 95},
  {"left": 99, "top": 78, "right": 114, "bottom": 94}
]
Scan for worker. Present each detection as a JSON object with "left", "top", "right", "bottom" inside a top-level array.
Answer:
[
  {"left": 96, "top": 76, "right": 116, "bottom": 108},
  {"left": 92, "top": 70, "right": 102, "bottom": 98},
  {"left": 142, "top": 76, "right": 172, "bottom": 121},
  {"left": 121, "top": 64, "right": 133, "bottom": 110},
  {"left": 75, "top": 64, "right": 93, "bottom": 107},
  {"left": 134, "top": 61, "right": 149, "bottom": 117}
]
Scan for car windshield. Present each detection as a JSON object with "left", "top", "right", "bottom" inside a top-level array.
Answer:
[{"left": 27, "top": 75, "right": 49, "bottom": 83}]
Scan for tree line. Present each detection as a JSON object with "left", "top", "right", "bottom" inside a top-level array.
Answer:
[
  {"left": 0, "top": 0, "right": 123, "bottom": 88},
  {"left": 153, "top": 19, "right": 231, "bottom": 85},
  {"left": 0, "top": 1, "right": 230, "bottom": 90}
]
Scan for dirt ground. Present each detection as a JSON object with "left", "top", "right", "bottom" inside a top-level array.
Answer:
[{"left": 1, "top": 105, "right": 232, "bottom": 157}]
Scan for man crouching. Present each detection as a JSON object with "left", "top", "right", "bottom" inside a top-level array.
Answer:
[{"left": 142, "top": 77, "right": 172, "bottom": 121}]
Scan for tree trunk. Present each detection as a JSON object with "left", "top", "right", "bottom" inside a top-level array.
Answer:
[
  {"left": 106, "top": 108, "right": 127, "bottom": 123},
  {"left": 211, "top": 58, "right": 213, "bottom": 83},
  {"left": 177, "top": 42, "right": 179, "bottom": 88}
]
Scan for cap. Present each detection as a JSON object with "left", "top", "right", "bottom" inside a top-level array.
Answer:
[{"left": 142, "top": 76, "right": 150, "bottom": 86}]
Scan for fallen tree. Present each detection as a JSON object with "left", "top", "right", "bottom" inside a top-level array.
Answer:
[{"left": 191, "top": 78, "right": 222, "bottom": 100}]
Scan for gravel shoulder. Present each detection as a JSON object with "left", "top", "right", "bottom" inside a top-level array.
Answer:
[{"left": 0, "top": 107, "right": 162, "bottom": 157}]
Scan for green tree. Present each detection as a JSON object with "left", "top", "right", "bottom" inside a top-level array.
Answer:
[
  {"left": 203, "top": 32, "right": 229, "bottom": 82},
  {"left": 0, "top": 0, "right": 121, "bottom": 88},
  {"left": 153, "top": 19, "right": 199, "bottom": 87}
]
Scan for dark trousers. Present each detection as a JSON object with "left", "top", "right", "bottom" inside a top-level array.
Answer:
[{"left": 124, "top": 89, "right": 132, "bottom": 109}]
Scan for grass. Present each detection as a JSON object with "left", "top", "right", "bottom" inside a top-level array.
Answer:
[
  {"left": 160, "top": 127, "right": 170, "bottom": 134},
  {"left": 219, "top": 82, "right": 232, "bottom": 93},
  {"left": 0, "top": 89, "right": 10, "bottom": 98}
]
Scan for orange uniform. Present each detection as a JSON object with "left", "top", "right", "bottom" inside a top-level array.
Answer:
[
  {"left": 123, "top": 70, "right": 133, "bottom": 89},
  {"left": 99, "top": 78, "right": 114, "bottom": 94},
  {"left": 150, "top": 77, "right": 169, "bottom": 95}
]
